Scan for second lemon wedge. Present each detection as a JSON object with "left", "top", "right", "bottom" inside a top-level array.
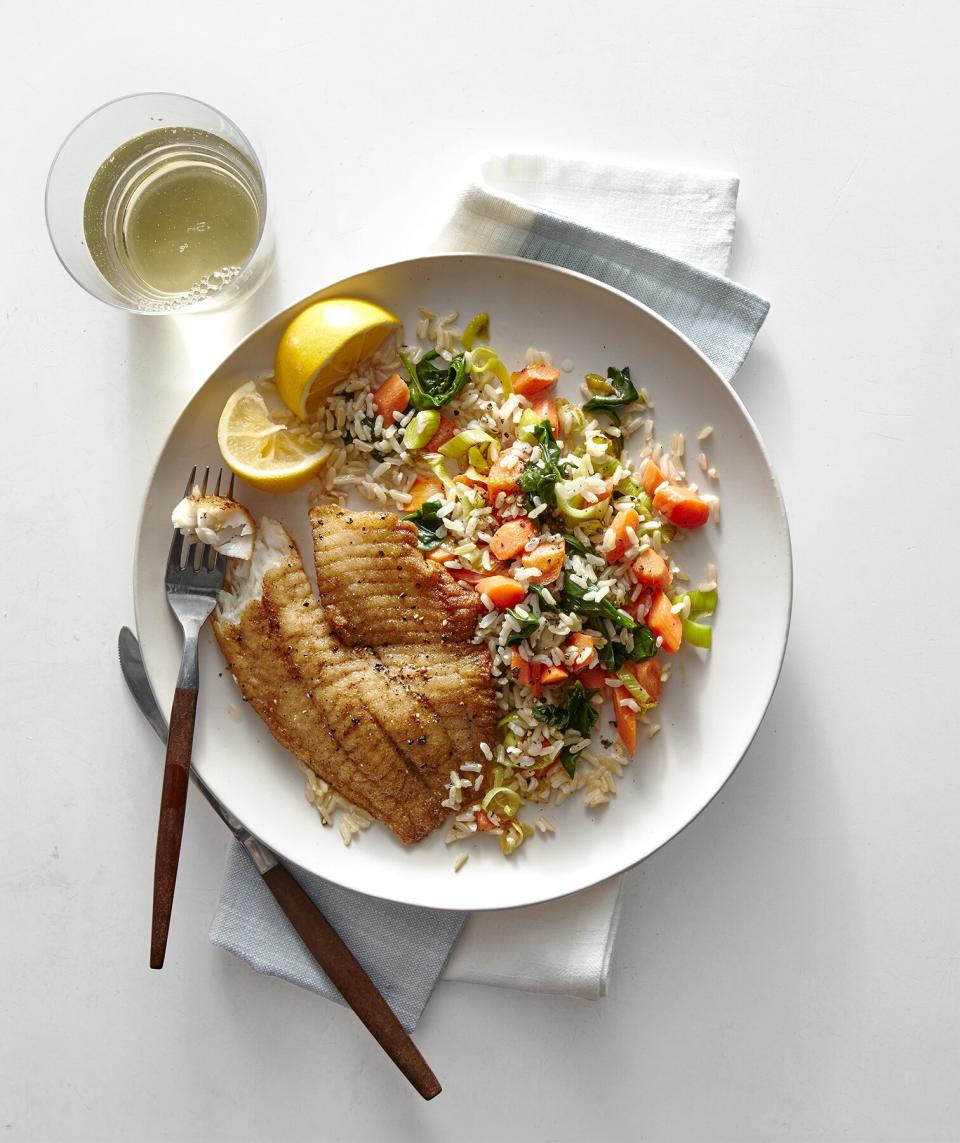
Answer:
[
  {"left": 218, "top": 378, "right": 335, "bottom": 492},
  {"left": 275, "top": 298, "right": 401, "bottom": 422}
]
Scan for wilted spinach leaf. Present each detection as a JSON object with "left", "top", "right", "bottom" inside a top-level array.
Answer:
[
  {"left": 400, "top": 351, "right": 470, "bottom": 410},
  {"left": 583, "top": 365, "right": 641, "bottom": 423},
  {"left": 403, "top": 499, "right": 444, "bottom": 549},
  {"left": 556, "top": 578, "right": 639, "bottom": 631},
  {"left": 503, "top": 608, "right": 541, "bottom": 646},
  {"left": 532, "top": 681, "right": 599, "bottom": 737},
  {"left": 518, "top": 421, "right": 566, "bottom": 508}
]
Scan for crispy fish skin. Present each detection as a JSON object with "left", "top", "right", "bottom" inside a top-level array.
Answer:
[
  {"left": 377, "top": 644, "right": 498, "bottom": 768},
  {"left": 258, "top": 552, "right": 466, "bottom": 805},
  {"left": 309, "top": 505, "right": 497, "bottom": 764},
  {"left": 309, "top": 505, "right": 484, "bottom": 646},
  {"left": 214, "top": 510, "right": 499, "bottom": 846},
  {"left": 213, "top": 602, "right": 339, "bottom": 766},
  {"left": 214, "top": 600, "right": 441, "bottom": 844},
  {"left": 213, "top": 523, "right": 446, "bottom": 844}
]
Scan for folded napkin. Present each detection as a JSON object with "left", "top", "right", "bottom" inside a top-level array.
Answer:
[
  {"left": 210, "top": 154, "right": 769, "bottom": 1031},
  {"left": 437, "top": 154, "right": 768, "bottom": 380}
]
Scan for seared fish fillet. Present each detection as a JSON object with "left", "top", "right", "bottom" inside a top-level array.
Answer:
[
  {"left": 257, "top": 544, "right": 466, "bottom": 803},
  {"left": 310, "top": 505, "right": 484, "bottom": 646},
  {"left": 213, "top": 520, "right": 449, "bottom": 843},
  {"left": 310, "top": 505, "right": 498, "bottom": 761},
  {"left": 377, "top": 644, "right": 499, "bottom": 772}
]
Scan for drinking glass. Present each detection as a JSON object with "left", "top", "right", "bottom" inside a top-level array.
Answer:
[{"left": 46, "top": 92, "right": 273, "bottom": 314}]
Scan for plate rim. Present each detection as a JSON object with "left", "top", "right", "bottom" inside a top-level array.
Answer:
[{"left": 133, "top": 251, "right": 793, "bottom": 911}]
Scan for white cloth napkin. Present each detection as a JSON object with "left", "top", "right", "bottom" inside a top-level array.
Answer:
[
  {"left": 444, "top": 153, "right": 739, "bottom": 275},
  {"left": 436, "top": 154, "right": 767, "bottom": 380},
  {"left": 442, "top": 874, "right": 624, "bottom": 998},
  {"left": 209, "top": 155, "right": 769, "bottom": 1029}
]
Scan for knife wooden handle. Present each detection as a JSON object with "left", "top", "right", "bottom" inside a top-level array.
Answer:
[
  {"left": 150, "top": 686, "right": 197, "bottom": 970},
  {"left": 261, "top": 863, "right": 441, "bottom": 1100}
]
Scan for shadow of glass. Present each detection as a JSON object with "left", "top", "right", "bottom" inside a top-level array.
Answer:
[{"left": 122, "top": 265, "right": 288, "bottom": 478}]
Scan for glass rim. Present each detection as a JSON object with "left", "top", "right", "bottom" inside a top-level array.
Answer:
[{"left": 45, "top": 90, "right": 269, "bottom": 312}]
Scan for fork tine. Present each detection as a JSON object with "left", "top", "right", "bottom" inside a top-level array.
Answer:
[
  {"left": 215, "top": 466, "right": 224, "bottom": 497},
  {"left": 199, "top": 466, "right": 210, "bottom": 496},
  {"left": 227, "top": 471, "right": 236, "bottom": 499},
  {"left": 182, "top": 465, "right": 198, "bottom": 498},
  {"left": 167, "top": 527, "right": 186, "bottom": 568}
]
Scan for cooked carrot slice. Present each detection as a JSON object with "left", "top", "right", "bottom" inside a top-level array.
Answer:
[
  {"left": 629, "top": 658, "right": 662, "bottom": 704},
  {"left": 474, "top": 575, "right": 526, "bottom": 609},
  {"left": 520, "top": 538, "right": 565, "bottom": 584},
  {"left": 371, "top": 373, "right": 409, "bottom": 422},
  {"left": 427, "top": 547, "right": 454, "bottom": 564},
  {"left": 449, "top": 559, "right": 507, "bottom": 585},
  {"left": 407, "top": 476, "right": 444, "bottom": 511},
  {"left": 605, "top": 507, "right": 640, "bottom": 564},
  {"left": 489, "top": 518, "right": 537, "bottom": 560},
  {"left": 512, "top": 364, "right": 560, "bottom": 396},
  {"left": 647, "top": 589, "right": 682, "bottom": 653},
  {"left": 540, "top": 665, "right": 569, "bottom": 686},
  {"left": 652, "top": 484, "right": 710, "bottom": 529},
  {"left": 612, "top": 687, "right": 637, "bottom": 753},
  {"left": 579, "top": 666, "right": 609, "bottom": 691},
  {"left": 510, "top": 650, "right": 546, "bottom": 693},
  {"left": 485, "top": 449, "right": 524, "bottom": 504},
  {"left": 424, "top": 415, "right": 458, "bottom": 453},
  {"left": 510, "top": 648, "right": 533, "bottom": 687},
  {"left": 475, "top": 809, "right": 496, "bottom": 831},
  {"left": 531, "top": 395, "right": 560, "bottom": 433},
  {"left": 530, "top": 660, "right": 544, "bottom": 699},
  {"left": 642, "top": 460, "right": 666, "bottom": 496},
  {"left": 566, "top": 633, "right": 596, "bottom": 671},
  {"left": 632, "top": 548, "right": 672, "bottom": 590}
]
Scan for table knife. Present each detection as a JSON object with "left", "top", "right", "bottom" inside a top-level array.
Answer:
[{"left": 118, "top": 626, "right": 441, "bottom": 1100}]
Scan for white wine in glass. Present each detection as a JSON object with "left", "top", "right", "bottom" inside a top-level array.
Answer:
[
  {"left": 47, "top": 94, "right": 272, "bottom": 314},
  {"left": 83, "top": 127, "right": 263, "bottom": 312}
]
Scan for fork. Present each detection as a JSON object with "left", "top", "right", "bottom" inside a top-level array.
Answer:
[{"left": 151, "top": 465, "right": 229, "bottom": 969}]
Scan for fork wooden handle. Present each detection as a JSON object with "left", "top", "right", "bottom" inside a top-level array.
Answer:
[
  {"left": 260, "top": 864, "right": 442, "bottom": 1100},
  {"left": 150, "top": 686, "right": 198, "bottom": 969}
]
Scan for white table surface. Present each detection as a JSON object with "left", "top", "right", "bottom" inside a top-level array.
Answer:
[{"left": 2, "top": 2, "right": 958, "bottom": 1139}]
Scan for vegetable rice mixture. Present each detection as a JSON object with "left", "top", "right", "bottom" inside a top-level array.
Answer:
[{"left": 305, "top": 308, "right": 720, "bottom": 857}]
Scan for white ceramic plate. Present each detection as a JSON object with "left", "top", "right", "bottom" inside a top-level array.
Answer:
[{"left": 135, "top": 253, "right": 791, "bottom": 911}]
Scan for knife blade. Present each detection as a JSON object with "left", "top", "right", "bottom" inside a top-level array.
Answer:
[{"left": 118, "top": 626, "right": 441, "bottom": 1099}]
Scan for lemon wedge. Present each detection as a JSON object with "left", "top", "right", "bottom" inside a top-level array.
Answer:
[
  {"left": 275, "top": 298, "right": 401, "bottom": 422},
  {"left": 217, "top": 378, "right": 336, "bottom": 492}
]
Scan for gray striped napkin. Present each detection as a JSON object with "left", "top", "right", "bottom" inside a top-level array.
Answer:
[{"left": 209, "top": 155, "right": 770, "bottom": 1031}]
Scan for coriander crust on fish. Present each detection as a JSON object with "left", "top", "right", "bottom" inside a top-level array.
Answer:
[
  {"left": 310, "top": 505, "right": 484, "bottom": 646},
  {"left": 212, "top": 516, "right": 496, "bottom": 844}
]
